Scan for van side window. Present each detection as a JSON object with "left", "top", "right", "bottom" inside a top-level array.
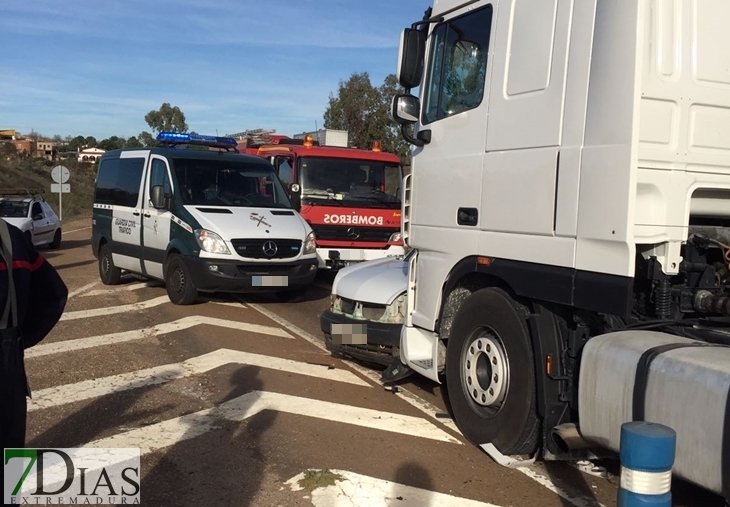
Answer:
[
  {"left": 422, "top": 5, "right": 493, "bottom": 124},
  {"left": 95, "top": 157, "right": 145, "bottom": 207},
  {"left": 150, "top": 158, "right": 172, "bottom": 198}
]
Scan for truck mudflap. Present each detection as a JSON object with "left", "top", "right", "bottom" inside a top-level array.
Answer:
[{"left": 578, "top": 330, "right": 730, "bottom": 496}]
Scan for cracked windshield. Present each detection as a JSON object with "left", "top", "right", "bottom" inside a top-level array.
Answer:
[
  {"left": 300, "top": 157, "right": 402, "bottom": 209},
  {"left": 173, "top": 157, "right": 292, "bottom": 208}
]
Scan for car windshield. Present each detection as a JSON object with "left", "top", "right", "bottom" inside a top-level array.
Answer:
[
  {"left": 299, "top": 157, "right": 402, "bottom": 209},
  {"left": 0, "top": 200, "right": 29, "bottom": 218},
  {"left": 172, "top": 157, "right": 292, "bottom": 208}
]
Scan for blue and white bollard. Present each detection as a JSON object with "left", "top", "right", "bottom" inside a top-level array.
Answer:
[{"left": 617, "top": 421, "right": 676, "bottom": 507}]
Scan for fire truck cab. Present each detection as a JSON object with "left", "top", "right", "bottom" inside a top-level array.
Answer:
[{"left": 250, "top": 136, "right": 405, "bottom": 270}]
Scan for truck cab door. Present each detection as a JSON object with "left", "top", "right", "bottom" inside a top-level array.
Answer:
[
  {"left": 142, "top": 156, "right": 173, "bottom": 280},
  {"left": 407, "top": 2, "right": 495, "bottom": 328}
]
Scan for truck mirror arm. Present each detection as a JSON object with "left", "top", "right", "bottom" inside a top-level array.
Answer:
[{"left": 401, "top": 124, "right": 431, "bottom": 147}]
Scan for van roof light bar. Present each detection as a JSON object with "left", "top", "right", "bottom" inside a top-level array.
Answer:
[{"left": 156, "top": 132, "right": 238, "bottom": 150}]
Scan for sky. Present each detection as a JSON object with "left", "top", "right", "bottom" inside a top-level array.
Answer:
[{"left": 0, "top": 0, "right": 427, "bottom": 142}]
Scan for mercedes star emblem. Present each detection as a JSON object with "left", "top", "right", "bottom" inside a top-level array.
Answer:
[
  {"left": 262, "top": 240, "right": 278, "bottom": 257},
  {"left": 346, "top": 227, "right": 360, "bottom": 239}
]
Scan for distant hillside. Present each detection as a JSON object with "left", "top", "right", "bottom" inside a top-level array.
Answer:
[{"left": 0, "top": 152, "right": 97, "bottom": 220}]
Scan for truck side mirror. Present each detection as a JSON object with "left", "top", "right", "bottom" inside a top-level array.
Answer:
[
  {"left": 391, "top": 94, "right": 420, "bottom": 125},
  {"left": 396, "top": 28, "right": 425, "bottom": 89},
  {"left": 289, "top": 183, "right": 301, "bottom": 211},
  {"left": 150, "top": 185, "right": 166, "bottom": 209}
]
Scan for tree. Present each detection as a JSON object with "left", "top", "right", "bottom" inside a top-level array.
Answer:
[
  {"left": 125, "top": 136, "right": 143, "bottom": 148},
  {"left": 97, "top": 136, "right": 125, "bottom": 151},
  {"left": 68, "top": 136, "right": 86, "bottom": 152},
  {"left": 323, "top": 72, "right": 411, "bottom": 164},
  {"left": 138, "top": 103, "right": 188, "bottom": 147}
]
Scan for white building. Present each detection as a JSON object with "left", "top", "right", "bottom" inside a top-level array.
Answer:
[{"left": 78, "top": 147, "right": 105, "bottom": 162}]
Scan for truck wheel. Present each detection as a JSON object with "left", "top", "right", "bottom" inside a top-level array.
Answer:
[
  {"left": 445, "top": 287, "right": 540, "bottom": 456},
  {"left": 99, "top": 244, "right": 122, "bottom": 285},
  {"left": 50, "top": 229, "right": 62, "bottom": 249},
  {"left": 165, "top": 254, "right": 198, "bottom": 305}
]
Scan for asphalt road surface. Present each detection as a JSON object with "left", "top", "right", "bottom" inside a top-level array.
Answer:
[{"left": 19, "top": 217, "right": 727, "bottom": 507}]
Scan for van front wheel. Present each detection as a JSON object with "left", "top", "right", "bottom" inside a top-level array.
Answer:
[{"left": 165, "top": 254, "right": 198, "bottom": 305}]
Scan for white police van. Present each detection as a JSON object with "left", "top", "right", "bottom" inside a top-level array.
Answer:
[{"left": 91, "top": 132, "right": 318, "bottom": 304}]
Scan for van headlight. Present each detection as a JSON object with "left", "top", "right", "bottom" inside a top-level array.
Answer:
[
  {"left": 195, "top": 229, "right": 231, "bottom": 254},
  {"left": 303, "top": 231, "right": 316, "bottom": 255},
  {"left": 388, "top": 232, "right": 403, "bottom": 244}
]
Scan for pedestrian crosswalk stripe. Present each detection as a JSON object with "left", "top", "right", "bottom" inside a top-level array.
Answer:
[
  {"left": 28, "top": 348, "right": 371, "bottom": 410},
  {"left": 26, "top": 316, "right": 294, "bottom": 358},
  {"left": 82, "top": 390, "right": 462, "bottom": 455}
]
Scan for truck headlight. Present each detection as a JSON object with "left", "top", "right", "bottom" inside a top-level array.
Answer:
[
  {"left": 195, "top": 229, "right": 231, "bottom": 254},
  {"left": 388, "top": 232, "right": 403, "bottom": 244},
  {"left": 303, "top": 231, "right": 316, "bottom": 255}
]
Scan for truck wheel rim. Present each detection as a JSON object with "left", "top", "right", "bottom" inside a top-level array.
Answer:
[
  {"left": 102, "top": 254, "right": 110, "bottom": 276},
  {"left": 463, "top": 328, "right": 508, "bottom": 409}
]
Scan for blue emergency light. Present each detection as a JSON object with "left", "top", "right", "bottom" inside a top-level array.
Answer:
[{"left": 156, "top": 132, "right": 238, "bottom": 149}]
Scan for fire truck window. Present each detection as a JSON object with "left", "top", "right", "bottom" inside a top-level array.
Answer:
[{"left": 277, "top": 158, "right": 293, "bottom": 183}]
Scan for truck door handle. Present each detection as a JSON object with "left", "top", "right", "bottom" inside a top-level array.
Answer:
[
  {"left": 457, "top": 208, "right": 478, "bottom": 226},
  {"left": 133, "top": 211, "right": 140, "bottom": 216},
  {"left": 143, "top": 212, "right": 151, "bottom": 218}
]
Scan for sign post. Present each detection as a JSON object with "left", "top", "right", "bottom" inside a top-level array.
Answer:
[{"left": 50, "top": 165, "right": 70, "bottom": 221}]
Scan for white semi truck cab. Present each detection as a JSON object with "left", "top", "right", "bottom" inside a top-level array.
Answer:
[{"left": 391, "top": 0, "right": 730, "bottom": 499}]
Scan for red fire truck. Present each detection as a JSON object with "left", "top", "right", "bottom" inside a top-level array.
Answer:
[{"left": 238, "top": 134, "right": 404, "bottom": 270}]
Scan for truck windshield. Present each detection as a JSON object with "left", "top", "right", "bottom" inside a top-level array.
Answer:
[
  {"left": 299, "top": 157, "right": 402, "bottom": 209},
  {"left": 173, "top": 158, "right": 292, "bottom": 208},
  {"left": 0, "top": 200, "right": 30, "bottom": 218}
]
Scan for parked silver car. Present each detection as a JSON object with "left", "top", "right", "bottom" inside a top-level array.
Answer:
[{"left": 0, "top": 189, "right": 62, "bottom": 249}]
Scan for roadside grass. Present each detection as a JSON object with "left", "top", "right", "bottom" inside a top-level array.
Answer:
[{"left": 0, "top": 155, "right": 97, "bottom": 220}]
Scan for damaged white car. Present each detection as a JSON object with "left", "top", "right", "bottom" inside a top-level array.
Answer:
[{"left": 320, "top": 249, "right": 414, "bottom": 382}]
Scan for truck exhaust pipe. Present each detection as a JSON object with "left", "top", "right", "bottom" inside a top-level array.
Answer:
[{"left": 550, "top": 423, "right": 594, "bottom": 452}]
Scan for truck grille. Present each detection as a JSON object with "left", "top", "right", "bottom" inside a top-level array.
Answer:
[
  {"left": 311, "top": 225, "right": 396, "bottom": 243},
  {"left": 230, "top": 238, "right": 301, "bottom": 259}
]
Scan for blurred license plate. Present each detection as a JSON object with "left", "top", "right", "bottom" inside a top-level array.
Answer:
[
  {"left": 331, "top": 322, "right": 367, "bottom": 345},
  {"left": 252, "top": 275, "right": 288, "bottom": 287}
]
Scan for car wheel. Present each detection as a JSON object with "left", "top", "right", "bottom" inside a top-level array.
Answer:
[
  {"left": 50, "top": 229, "right": 62, "bottom": 249},
  {"left": 165, "top": 254, "right": 198, "bottom": 305},
  {"left": 98, "top": 243, "right": 122, "bottom": 285},
  {"left": 274, "top": 286, "right": 307, "bottom": 302},
  {"left": 445, "top": 287, "right": 540, "bottom": 456}
]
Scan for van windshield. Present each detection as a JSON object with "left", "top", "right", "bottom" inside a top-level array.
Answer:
[
  {"left": 172, "top": 158, "right": 292, "bottom": 208},
  {"left": 299, "top": 157, "right": 402, "bottom": 209}
]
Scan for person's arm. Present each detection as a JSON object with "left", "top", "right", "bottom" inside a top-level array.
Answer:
[{"left": 23, "top": 251, "right": 68, "bottom": 349}]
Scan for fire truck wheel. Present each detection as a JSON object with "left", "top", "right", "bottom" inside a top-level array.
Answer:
[{"left": 445, "top": 287, "right": 540, "bottom": 456}]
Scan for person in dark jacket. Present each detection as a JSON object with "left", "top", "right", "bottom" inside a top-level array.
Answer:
[{"left": 0, "top": 218, "right": 68, "bottom": 450}]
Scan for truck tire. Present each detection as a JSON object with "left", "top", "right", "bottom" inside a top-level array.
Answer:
[
  {"left": 445, "top": 287, "right": 540, "bottom": 456},
  {"left": 165, "top": 254, "right": 198, "bottom": 305},
  {"left": 98, "top": 243, "right": 122, "bottom": 285}
]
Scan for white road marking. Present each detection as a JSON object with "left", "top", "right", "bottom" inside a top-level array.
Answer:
[
  {"left": 67, "top": 281, "right": 98, "bottom": 298},
  {"left": 286, "top": 469, "right": 504, "bottom": 507},
  {"left": 26, "top": 316, "right": 294, "bottom": 358},
  {"left": 84, "top": 390, "right": 462, "bottom": 454},
  {"left": 28, "top": 348, "right": 371, "bottom": 410},
  {"left": 60, "top": 295, "right": 171, "bottom": 320},
  {"left": 245, "top": 301, "right": 463, "bottom": 435},
  {"left": 64, "top": 226, "right": 92, "bottom": 234},
  {"left": 246, "top": 302, "right": 605, "bottom": 507}
]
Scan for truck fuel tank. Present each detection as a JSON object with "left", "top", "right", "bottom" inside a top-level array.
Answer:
[{"left": 578, "top": 330, "right": 730, "bottom": 496}]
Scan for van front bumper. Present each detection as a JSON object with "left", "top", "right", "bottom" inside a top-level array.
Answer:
[
  {"left": 317, "top": 245, "right": 405, "bottom": 269},
  {"left": 185, "top": 256, "right": 318, "bottom": 293}
]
